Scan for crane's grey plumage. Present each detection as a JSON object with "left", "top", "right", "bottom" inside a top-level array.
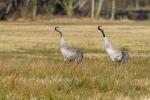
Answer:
[
  {"left": 55, "top": 27, "right": 83, "bottom": 63},
  {"left": 98, "top": 26, "right": 128, "bottom": 64},
  {"left": 121, "top": 51, "right": 128, "bottom": 64}
]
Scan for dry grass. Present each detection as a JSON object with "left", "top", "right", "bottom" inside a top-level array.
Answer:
[{"left": 0, "top": 19, "right": 150, "bottom": 100}]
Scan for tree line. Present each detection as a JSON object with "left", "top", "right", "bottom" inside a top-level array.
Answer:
[{"left": 0, "top": 0, "right": 150, "bottom": 20}]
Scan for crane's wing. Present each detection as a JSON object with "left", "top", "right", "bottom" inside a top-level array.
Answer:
[{"left": 121, "top": 51, "right": 129, "bottom": 64}]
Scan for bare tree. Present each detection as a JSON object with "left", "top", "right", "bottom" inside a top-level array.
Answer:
[
  {"left": 56, "top": 0, "right": 88, "bottom": 17},
  {"left": 0, "top": 0, "right": 150, "bottom": 20},
  {"left": 111, "top": 0, "right": 115, "bottom": 20},
  {"left": 91, "top": 0, "right": 95, "bottom": 18},
  {"left": 6, "top": 0, "right": 13, "bottom": 14},
  {"left": 47, "top": 0, "right": 56, "bottom": 16},
  {"left": 78, "top": 0, "right": 88, "bottom": 10},
  {"left": 96, "top": 0, "right": 103, "bottom": 18},
  {"left": 56, "top": 0, "right": 74, "bottom": 17},
  {"left": 32, "top": 0, "right": 38, "bottom": 18},
  {"left": 136, "top": 0, "right": 139, "bottom": 10},
  {"left": 24, "top": 0, "right": 38, "bottom": 19}
]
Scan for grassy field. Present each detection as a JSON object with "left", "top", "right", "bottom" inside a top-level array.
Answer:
[{"left": 0, "top": 19, "right": 150, "bottom": 100}]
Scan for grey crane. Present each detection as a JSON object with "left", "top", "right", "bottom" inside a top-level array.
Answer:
[
  {"left": 97, "top": 26, "right": 128, "bottom": 64},
  {"left": 55, "top": 27, "right": 83, "bottom": 63}
]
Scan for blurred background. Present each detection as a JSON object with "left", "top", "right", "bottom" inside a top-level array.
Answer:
[{"left": 0, "top": 0, "right": 150, "bottom": 21}]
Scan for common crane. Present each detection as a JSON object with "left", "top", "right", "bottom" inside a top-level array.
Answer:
[
  {"left": 55, "top": 27, "right": 83, "bottom": 63},
  {"left": 97, "top": 26, "right": 128, "bottom": 64}
]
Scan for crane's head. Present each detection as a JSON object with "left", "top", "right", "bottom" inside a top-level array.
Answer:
[
  {"left": 55, "top": 27, "right": 63, "bottom": 37},
  {"left": 55, "top": 27, "right": 62, "bottom": 32},
  {"left": 98, "top": 26, "right": 104, "bottom": 31},
  {"left": 98, "top": 25, "right": 105, "bottom": 37}
]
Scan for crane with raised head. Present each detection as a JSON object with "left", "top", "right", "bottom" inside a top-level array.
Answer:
[
  {"left": 55, "top": 27, "right": 83, "bottom": 63},
  {"left": 97, "top": 26, "right": 128, "bottom": 64}
]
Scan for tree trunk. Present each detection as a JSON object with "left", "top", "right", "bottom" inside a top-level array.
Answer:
[
  {"left": 24, "top": 0, "right": 30, "bottom": 18},
  {"left": 67, "top": 0, "right": 73, "bottom": 17},
  {"left": 136, "top": 0, "right": 139, "bottom": 10},
  {"left": 59, "top": 0, "right": 74, "bottom": 17},
  {"left": 77, "top": 0, "right": 87, "bottom": 10},
  {"left": 32, "top": 0, "right": 38, "bottom": 18},
  {"left": 6, "top": 0, "right": 13, "bottom": 14},
  {"left": 91, "top": 0, "right": 94, "bottom": 18},
  {"left": 96, "top": 0, "right": 103, "bottom": 18},
  {"left": 111, "top": 0, "right": 115, "bottom": 20}
]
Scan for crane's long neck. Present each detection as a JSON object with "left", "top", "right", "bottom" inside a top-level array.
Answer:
[
  {"left": 61, "top": 36, "right": 65, "bottom": 45},
  {"left": 58, "top": 31, "right": 63, "bottom": 38},
  {"left": 101, "top": 30, "right": 106, "bottom": 37},
  {"left": 59, "top": 32, "right": 65, "bottom": 46}
]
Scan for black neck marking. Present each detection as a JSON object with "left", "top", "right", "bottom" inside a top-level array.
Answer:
[
  {"left": 101, "top": 30, "right": 105, "bottom": 37},
  {"left": 98, "top": 26, "right": 106, "bottom": 37}
]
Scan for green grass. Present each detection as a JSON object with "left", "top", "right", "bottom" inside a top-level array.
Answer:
[{"left": 0, "top": 19, "right": 150, "bottom": 100}]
